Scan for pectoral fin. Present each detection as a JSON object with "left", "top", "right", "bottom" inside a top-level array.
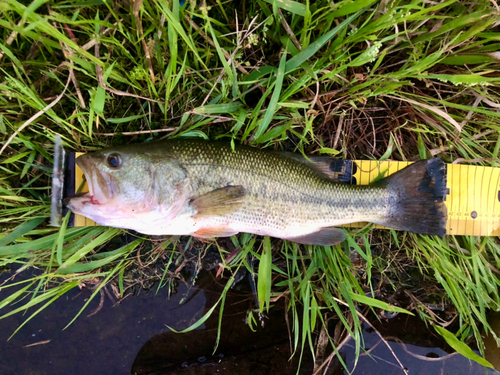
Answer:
[
  {"left": 287, "top": 227, "right": 347, "bottom": 246},
  {"left": 191, "top": 185, "right": 246, "bottom": 218}
]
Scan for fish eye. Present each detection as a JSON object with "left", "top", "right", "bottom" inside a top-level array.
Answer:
[{"left": 106, "top": 153, "right": 122, "bottom": 169}]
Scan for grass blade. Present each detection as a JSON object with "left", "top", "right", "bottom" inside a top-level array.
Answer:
[
  {"left": 257, "top": 237, "right": 272, "bottom": 312},
  {"left": 253, "top": 51, "right": 287, "bottom": 140},
  {"left": 0, "top": 218, "right": 45, "bottom": 246},
  {"left": 285, "top": 11, "right": 361, "bottom": 73},
  {"left": 434, "top": 325, "right": 494, "bottom": 369}
]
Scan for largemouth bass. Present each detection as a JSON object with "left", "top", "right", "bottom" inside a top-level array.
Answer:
[{"left": 67, "top": 139, "right": 447, "bottom": 245}]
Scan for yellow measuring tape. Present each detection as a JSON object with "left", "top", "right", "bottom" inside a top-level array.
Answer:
[{"left": 72, "top": 155, "right": 500, "bottom": 236}]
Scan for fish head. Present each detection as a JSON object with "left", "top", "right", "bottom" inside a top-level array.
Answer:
[{"left": 67, "top": 146, "right": 189, "bottom": 228}]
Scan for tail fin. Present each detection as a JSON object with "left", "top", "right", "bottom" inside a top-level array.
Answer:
[{"left": 375, "top": 158, "right": 447, "bottom": 236}]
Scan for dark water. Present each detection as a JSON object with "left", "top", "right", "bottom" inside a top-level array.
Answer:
[
  {"left": 339, "top": 315, "right": 497, "bottom": 375},
  {"left": 0, "top": 266, "right": 497, "bottom": 375}
]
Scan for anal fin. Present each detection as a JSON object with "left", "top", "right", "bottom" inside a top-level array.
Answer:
[
  {"left": 191, "top": 185, "right": 246, "bottom": 218},
  {"left": 287, "top": 227, "right": 347, "bottom": 246},
  {"left": 194, "top": 227, "right": 239, "bottom": 239}
]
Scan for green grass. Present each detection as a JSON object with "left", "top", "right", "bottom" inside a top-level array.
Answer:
[{"left": 1, "top": 0, "right": 500, "bottom": 372}]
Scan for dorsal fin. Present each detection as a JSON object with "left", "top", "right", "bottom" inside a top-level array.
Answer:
[{"left": 280, "top": 152, "right": 355, "bottom": 183}]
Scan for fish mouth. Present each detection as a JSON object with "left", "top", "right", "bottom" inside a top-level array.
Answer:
[
  {"left": 70, "top": 154, "right": 115, "bottom": 206},
  {"left": 63, "top": 192, "right": 87, "bottom": 206}
]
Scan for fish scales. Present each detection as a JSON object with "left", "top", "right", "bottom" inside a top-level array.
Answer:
[
  {"left": 68, "top": 139, "right": 447, "bottom": 245},
  {"left": 145, "top": 140, "right": 389, "bottom": 234}
]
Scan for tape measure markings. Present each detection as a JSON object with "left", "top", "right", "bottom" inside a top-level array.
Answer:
[
  {"left": 482, "top": 163, "right": 497, "bottom": 234},
  {"left": 493, "top": 167, "right": 500, "bottom": 236},
  {"left": 450, "top": 164, "right": 454, "bottom": 234},
  {"left": 474, "top": 165, "right": 480, "bottom": 235},
  {"left": 471, "top": 165, "right": 476, "bottom": 234},
  {"left": 463, "top": 164, "right": 470, "bottom": 235},
  {"left": 460, "top": 164, "right": 465, "bottom": 235},
  {"left": 471, "top": 165, "right": 476, "bottom": 235},
  {"left": 492, "top": 167, "right": 498, "bottom": 235}
]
